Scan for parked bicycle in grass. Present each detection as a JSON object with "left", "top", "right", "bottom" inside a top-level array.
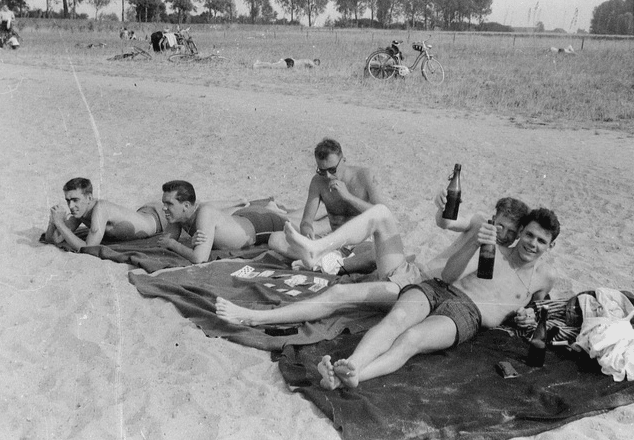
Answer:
[
  {"left": 168, "top": 28, "right": 228, "bottom": 64},
  {"left": 365, "top": 37, "right": 444, "bottom": 84}
]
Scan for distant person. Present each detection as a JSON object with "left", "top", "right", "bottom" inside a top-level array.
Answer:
[{"left": 0, "top": 5, "right": 15, "bottom": 32}]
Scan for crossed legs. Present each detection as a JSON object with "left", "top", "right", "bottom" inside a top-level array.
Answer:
[
  {"left": 319, "top": 286, "right": 457, "bottom": 389},
  {"left": 216, "top": 204, "right": 406, "bottom": 326}
]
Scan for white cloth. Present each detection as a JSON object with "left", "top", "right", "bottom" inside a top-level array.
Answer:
[
  {"left": 163, "top": 32, "right": 177, "bottom": 48},
  {"left": 574, "top": 287, "right": 634, "bottom": 381}
]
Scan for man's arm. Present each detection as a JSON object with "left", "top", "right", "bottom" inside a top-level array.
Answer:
[
  {"left": 299, "top": 178, "right": 323, "bottom": 239},
  {"left": 441, "top": 216, "right": 495, "bottom": 284},
  {"left": 46, "top": 204, "right": 106, "bottom": 251},
  {"left": 330, "top": 169, "right": 383, "bottom": 213},
  {"left": 159, "top": 206, "right": 216, "bottom": 264}
]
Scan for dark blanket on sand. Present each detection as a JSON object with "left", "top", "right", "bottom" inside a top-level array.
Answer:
[
  {"left": 80, "top": 235, "right": 268, "bottom": 273},
  {"left": 277, "top": 330, "right": 634, "bottom": 440},
  {"left": 42, "top": 231, "right": 267, "bottom": 273},
  {"left": 128, "top": 253, "right": 383, "bottom": 351}
]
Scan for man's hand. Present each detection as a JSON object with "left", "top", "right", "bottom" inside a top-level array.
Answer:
[
  {"left": 434, "top": 188, "right": 448, "bottom": 211},
  {"left": 50, "top": 205, "right": 68, "bottom": 226},
  {"left": 477, "top": 221, "right": 497, "bottom": 246},
  {"left": 191, "top": 231, "right": 208, "bottom": 247},
  {"left": 328, "top": 179, "right": 351, "bottom": 200},
  {"left": 514, "top": 307, "right": 537, "bottom": 329},
  {"left": 299, "top": 224, "right": 315, "bottom": 240},
  {"left": 157, "top": 234, "right": 177, "bottom": 249}
]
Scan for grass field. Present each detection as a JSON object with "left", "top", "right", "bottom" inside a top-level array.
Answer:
[{"left": 8, "top": 19, "right": 634, "bottom": 133}]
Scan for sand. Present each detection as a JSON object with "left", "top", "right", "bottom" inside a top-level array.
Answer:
[{"left": 1, "top": 60, "right": 634, "bottom": 439}]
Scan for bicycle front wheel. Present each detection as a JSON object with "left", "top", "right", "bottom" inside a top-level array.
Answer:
[
  {"left": 169, "top": 54, "right": 196, "bottom": 63},
  {"left": 421, "top": 58, "right": 445, "bottom": 85},
  {"left": 365, "top": 50, "right": 398, "bottom": 80}
]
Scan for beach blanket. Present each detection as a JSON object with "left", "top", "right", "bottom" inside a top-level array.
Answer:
[
  {"left": 41, "top": 230, "right": 269, "bottom": 273},
  {"left": 80, "top": 235, "right": 268, "bottom": 273},
  {"left": 128, "top": 254, "right": 382, "bottom": 351},
  {"left": 277, "top": 329, "right": 634, "bottom": 440}
]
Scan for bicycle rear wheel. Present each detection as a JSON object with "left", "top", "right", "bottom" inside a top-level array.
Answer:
[
  {"left": 365, "top": 50, "right": 398, "bottom": 80},
  {"left": 169, "top": 53, "right": 196, "bottom": 63},
  {"left": 421, "top": 58, "right": 445, "bottom": 85},
  {"left": 132, "top": 46, "right": 152, "bottom": 60}
]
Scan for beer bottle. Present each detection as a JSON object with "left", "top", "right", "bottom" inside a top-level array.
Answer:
[
  {"left": 526, "top": 306, "right": 549, "bottom": 367},
  {"left": 442, "top": 164, "right": 462, "bottom": 220},
  {"left": 476, "top": 217, "right": 496, "bottom": 279}
]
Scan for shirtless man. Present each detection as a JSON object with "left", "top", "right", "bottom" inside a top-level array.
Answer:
[
  {"left": 316, "top": 208, "right": 559, "bottom": 390},
  {"left": 215, "top": 196, "right": 529, "bottom": 327},
  {"left": 269, "top": 138, "right": 384, "bottom": 274},
  {"left": 159, "top": 180, "right": 312, "bottom": 264},
  {"left": 44, "top": 177, "right": 179, "bottom": 251}
]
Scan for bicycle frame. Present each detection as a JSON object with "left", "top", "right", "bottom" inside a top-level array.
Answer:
[{"left": 392, "top": 40, "right": 433, "bottom": 76}]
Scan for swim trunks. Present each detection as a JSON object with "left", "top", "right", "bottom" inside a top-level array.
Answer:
[
  {"left": 137, "top": 202, "right": 168, "bottom": 234},
  {"left": 398, "top": 278, "right": 482, "bottom": 346},
  {"left": 233, "top": 206, "right": 286, "bottom": 245},
  {"left": 383, "top": 259, "right": 426, "bottom": 290}
]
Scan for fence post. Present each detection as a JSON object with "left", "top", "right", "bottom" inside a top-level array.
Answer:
[
  {"left": 581, "top": 37, "right": 585, "bottom": 50},
  {"left": 513, "top": 35, "right": 516, "bottom": 47},
  {"left": 453, "top": 32, "right": 456, "bottom": 43}
]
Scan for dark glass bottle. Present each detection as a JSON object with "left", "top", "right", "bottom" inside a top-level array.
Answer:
[
  {"left": 442, "top": 164, "right": 462, "bottom": 220},
  {"left": 477, "top": 218, "right": 496, "bottom": 279},
  {"left": 526, "top": 306, "right": 549, "bottom": 367}
]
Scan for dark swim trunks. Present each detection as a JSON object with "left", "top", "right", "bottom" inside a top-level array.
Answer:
[
  {"left": 398, "top": 278, "right": 482, "bottom": 346},
  {"left": 233, "top": 206, "right": 286, "bottom": 245},
  {"left": 136, "top": 202, "right": 168, "bottom": 234}
]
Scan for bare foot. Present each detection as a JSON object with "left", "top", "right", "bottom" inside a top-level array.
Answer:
[
  {"left": 215, "top": 297, "right": 259, "bottom": 326},
  {"left": 283, "top": 222, "right": 321, "bottom": 269},
  {"left": 317, "top": 355, "right": 341, "bottom": 390},
  {"left": 333, "top": 358, "right": 360, "bottom": 388}
]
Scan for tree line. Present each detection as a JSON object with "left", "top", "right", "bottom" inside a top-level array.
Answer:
[{"left": 591, "top": 0, "right": 634, "bottom": 34}]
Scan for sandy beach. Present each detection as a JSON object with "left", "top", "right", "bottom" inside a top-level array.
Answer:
[{"left": 1, "top": 58, "right": 634, "bottom": 439}]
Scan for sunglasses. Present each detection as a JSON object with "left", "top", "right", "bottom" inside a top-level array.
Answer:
[{"left": 316, "top": 156, "right": 343, "bottom": 176}]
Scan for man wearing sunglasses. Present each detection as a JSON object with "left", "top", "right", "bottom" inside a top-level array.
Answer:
[{"left": 269, "top": 138, "right": 385, "bottom": 274}]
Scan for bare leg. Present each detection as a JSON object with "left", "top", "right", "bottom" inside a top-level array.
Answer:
[
  {"left": 215, "top": 281, "right": 400, "bottom": 326},
  {"left": 329, "top": 286, "right": 433, "bottom": 386},
  {"left": 345, "top": 316, "right": 457, "bottom": 385},
  {"left": 318, "top": 355, "right": 341, "bottom": 390},
  {"left": 285, "top": 204, "right": 404, "bottom": 278}
]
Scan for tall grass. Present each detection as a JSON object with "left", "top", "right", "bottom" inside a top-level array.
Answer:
[{"left": 7, "top": 19, "right": 634, "bottom": 133}]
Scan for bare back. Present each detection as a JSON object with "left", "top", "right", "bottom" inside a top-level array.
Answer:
[
  {"left": 81, "top": 200, "right": 160, "bottom": 243},
  {"left": 187, "top": 202, "right": 255, "bottom": 250}
]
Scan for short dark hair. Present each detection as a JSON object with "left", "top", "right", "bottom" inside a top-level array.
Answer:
[
  {"left": 63, "top": 178, "right": 93, "bottom": 195},
  {"left": 521, "top": 208, "right": 560, "bottom": 242},
  {"left": 314, "top": 138, "right": 342, "bottom": 160},
  {"left": 162, "top": 180, "right": 196, "bottom": 204},
  {"left": 495, "top": 197, "right": 530, "bottom": 224}
]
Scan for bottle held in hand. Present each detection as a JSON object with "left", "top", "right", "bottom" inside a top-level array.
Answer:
[
  {"left": 526, "top": 306, "right": 549, "bottom": 367},
  {"left": 477, "top": 217, "right": 496, "bottom": 279},
  {"left": 442, "top": 163, "right": 462, "bottom": 220}
]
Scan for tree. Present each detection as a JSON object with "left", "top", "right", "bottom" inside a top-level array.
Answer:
[
  {"left": 535, "top": 21, "right": 545, "bottom": 32},
  {"left": 5, "top": 0, "right": 29, "bottom": 14},
  {"left": 591, "top": 0, "right": 634, "bottom": 34},
  {"left": 129, "top": 0, "right": 165, "bottom": 21},
  {"left": 334, "top": 0, "right": 366, "bottom": 25},
  {"left": 88, "top": 0, "right": 112, "bottom": 19},
  {"left": 204, "top": 0, "right": 234, "bottom": 18},
  {"left": 260, "top": 0, "right": 277, "bottom": 22},
  {"left": 276, "top": 0, "right": 303, "bottom": 23},
  {"left": 303, "top": 0, "right": 328, "bottom": 26},
  {"left": 166, "top": 0, "right": 196, "bottom": 23}
]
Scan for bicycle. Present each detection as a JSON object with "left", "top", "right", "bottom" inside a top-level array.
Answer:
[
  {"left": 107, "top": 45, "right": 152, "bottom": 61},
  {"left": 168, "top": 29, "right": 227, "bottom": 63},
  {"left": 365, "top": 37, "right": 444, "bottom": 84}
]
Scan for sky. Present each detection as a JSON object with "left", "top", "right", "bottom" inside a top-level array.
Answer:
[{"left": 26, "top": 0, "right": 605, "bottom": 31}]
